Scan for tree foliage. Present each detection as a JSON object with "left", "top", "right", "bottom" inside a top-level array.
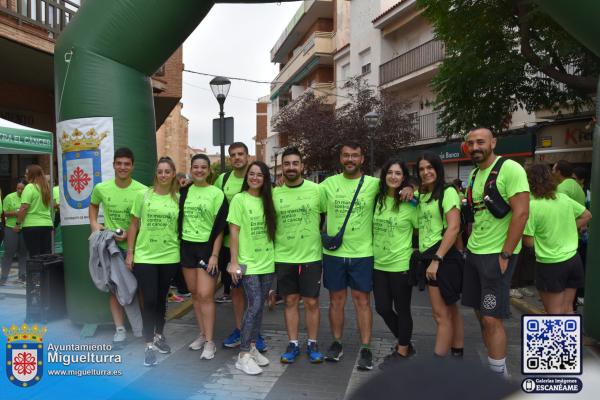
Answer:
[
  {"left": 418, "top": 0, "right": 599, "bottom": 136},
  {"left": 272, "top": 77, "right": 415, "bottom": 173}
]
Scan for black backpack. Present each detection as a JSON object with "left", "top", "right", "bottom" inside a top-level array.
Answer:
[{"left": 466, "top": 157, "right": 511, "bottom": 220}]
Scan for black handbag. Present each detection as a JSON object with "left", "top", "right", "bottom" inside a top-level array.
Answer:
[{"left": 321, "top": 175, "right": 364, "bottom": 251}]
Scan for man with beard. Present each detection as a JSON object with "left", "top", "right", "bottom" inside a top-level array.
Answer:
[
  {"left": 214, "top": 142, "right": 266, "bottom": 352},
  {"left": 273, "top": 147, "right": 324, "bottom": 364},
  {"left": 89, "top": 147, "right": 146, "bottom": 342},
  {"left": 462, "top": 128, "right": 529, "bottom": 377},
  {"left": 319, "top": 141, "right": 380, "bottom": 370}
]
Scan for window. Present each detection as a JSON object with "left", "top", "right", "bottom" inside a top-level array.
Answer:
[
  {"left": 361, "top": 63, "right": 371, "bottom": 75},
  {"left": 341, "top": 63, "right": 350, "bottom": 81}
]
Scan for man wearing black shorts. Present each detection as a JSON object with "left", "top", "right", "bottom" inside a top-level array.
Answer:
[
  {"left": 462, "top": 128, "right": 529, "bottom": 377},
  {"left": 273, "top": 147, "right": 324, "bottom": 364}
]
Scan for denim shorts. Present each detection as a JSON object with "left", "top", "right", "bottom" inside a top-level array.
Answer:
[{"left": 322, "top": 254, "right": 374, "bottom": 293}]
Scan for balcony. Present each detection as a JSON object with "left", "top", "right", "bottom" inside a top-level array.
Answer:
[
  {"left": 380, "top": 39, "right": 444, "bottom": 87},
  {"left": 410, "top": 111, "right": 441, "bottom": 141},
  {"left": 0, "top": 0, "right": 79, "bottom": 37},
  {"left": 270, "top": 0, "right": 333, "bottom": 63},
  {"left": 270, "top": 31, "right": 335, "bottom": 100}
]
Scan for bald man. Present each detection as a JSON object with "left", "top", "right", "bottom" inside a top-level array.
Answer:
[{"left": 462, "top": 127, "right": 529, "bottom": 377}]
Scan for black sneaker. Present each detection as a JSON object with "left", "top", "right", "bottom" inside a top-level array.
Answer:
[
  {"left": 153, "top": 335, "right": 171, "bottom": 354},
  {"left": 144, "top": 346, "right": 157, "bottom": 367},
  {"left": 357, "top": 348, "right": 373, "bottom": 371},
  {"left": 379, "top": 346, "right": 415, "bottom": 370},
  {"left": 325, "top": 341, "right": 343, "bottom": 362}
]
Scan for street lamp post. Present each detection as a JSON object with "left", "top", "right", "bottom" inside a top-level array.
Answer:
[
  {"left": 365, "top": 111, "right": 380, "bottom": 176},
  {"left": 209, "top": 76, "right": 231, "bottom": 173}
]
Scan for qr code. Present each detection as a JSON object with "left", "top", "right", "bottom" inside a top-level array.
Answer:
[{"left": 522, "top": 315, "right": 581, "bottom": 374}]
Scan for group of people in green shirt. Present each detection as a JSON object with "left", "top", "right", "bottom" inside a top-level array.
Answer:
[
  {"left": 1, "top": 165, "right": 55, "bottom": 286},
  {"left": 82, "top": 126, "right": 591, "bottom": 377}
]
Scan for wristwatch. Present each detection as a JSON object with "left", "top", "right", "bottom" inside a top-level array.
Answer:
[
  {"left": 500, "top": 251, "right": 511, "bottom": 260},
  {"left": 432, "top": 254, "right": 443, "bottom": 262}
]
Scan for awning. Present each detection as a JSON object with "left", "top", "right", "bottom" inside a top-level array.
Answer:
[
  {"left": 0, "top": 117, "right": 53, "bottom": 154},
  {"left": 397, "top": 131, "right": 535, "bottom": 164}
]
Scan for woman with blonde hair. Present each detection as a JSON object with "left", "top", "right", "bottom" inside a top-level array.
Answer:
[
  {"left": 14, "top": 165, "right": 53, "bottom": 256},
  {"left": 126, "top": 156, "right": 180, "bottom": 367}
]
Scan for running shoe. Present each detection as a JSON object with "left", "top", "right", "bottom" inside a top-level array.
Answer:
[
  {"left": 223, "top": 328, "right": 241, "bottom": 348},
  {"left": 168, "top": 292, "right": 185, "bottom": 303},
  {"left": 519, "top": 287, "right": 536, "bottom": 297},
  {"left": 256, "top": 334, "right": 268, "bottom": 353},
  {"left": 153, "top": 334, "right": 171, "bottom": 354},
  {"left": 200, "top": 341, "right": 216, "bottom": 360},
  {"left": 325, "top": 341, "right": 343, "bottom": 362},
  {"left": 113, "top": 327, "right": 127, "bottom": 343},
  {"left": 509, "top": 289, "right": 523, "bottom": 299},
  {"left": 379, "top": 344, "right": 415, "bottom": 370},
  {"left": 215, "top": 294, "right": 232, "bottom": 303},
  {"left": 280, "top": 342, "right": 300, "bottom": 363},
  {"left": 577, "top": 297, "right": 585, "bottom": 306},
  {"left": 177, "top": 291, "right": 192, "bottom": 298},
  {"left": 144, "top": 345, "right": 157, "bottom": 367},
  {"left": 235, "top": 353, "right": 262, "bottom": 375},
  {"left": 189, "top": 334, "right": 206, "bottom": 351},
  {"left": 357, "top": 348, "right": 373, "bottom": 371},
  {"left": 306, "top": 342, "right": 324, "bottom": 364},
  {"left": 250, "top": 345, "right": 269, "bottom": 367}
]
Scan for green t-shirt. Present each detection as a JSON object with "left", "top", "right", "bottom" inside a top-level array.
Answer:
[
  {"left": 227, "top": 192, "right": 275, "bottom": 275},
  {"left": 3, "top": 192, "right": 21, "bottom": 228},
  {"left": 467, "top": 157, "right": 529, "bottom": 255},
  {"left": 53, "top": 186, "right": 60, "bottom": 205},
  {"left": 214, "top": 171, "right": 245, "bottom": 247},
  {"left": 524, "top": 193, "right": 585, "bottom": 264},
  {"left": 21, "top": 184, "right": 52, "bottom": 228},
  {"left": 90, "top": 179, "right": 147, "bottom": 249},
  {"left": 182, "top": 184, "right": 225, "bottom": 243},
  {"left": 273, "top": 180, "right": 322, "bottom": 264},
  {"left": 417, "top": 187, "right": 461, "bottom": 253},
  {"left": 373, "top": 197, "right": 418, "bottom": 271},
  {"left": 131, "top": 190, "right": 180, "bottom": 264},
  {"left": 319, "top": 174, "right": 380, "bottom": 258},
  {"left": 557, "top": 178, "right": 586, "bottom": 207}
]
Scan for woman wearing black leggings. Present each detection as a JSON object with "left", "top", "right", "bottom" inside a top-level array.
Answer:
[
  {"left": 14, "top": 165, "right": 53, "bottom": 256},
  {"left": 126, "top": 157, "right": 180, "bottom": 367},
  {"left": 373, "top": 158, "right": 418, "bottom": 369}
]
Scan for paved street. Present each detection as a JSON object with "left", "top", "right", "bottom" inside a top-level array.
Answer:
[{"left": 2, "top": 281, "right": 600, "bottom": 399}]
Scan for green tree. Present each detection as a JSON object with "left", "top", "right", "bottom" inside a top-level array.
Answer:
[
  {"left": 273, "top": 77, "right": 414, "bottom": 174},
  {"left": 418, "top": 0, "right": 599, "bottom": 136}
]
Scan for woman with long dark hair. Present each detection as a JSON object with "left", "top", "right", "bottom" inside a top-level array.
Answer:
[
  {"left": 14, "top": 165, "right": 53, "bottom": 256},
  {"left": 523, "top": 164, "right": 591, "bottom": 314},
  {"left": 373, "top": 158, "right": 418, "bottom": 369},
  {"left": 179, "top": 154, "right": 227, "bottom": 360},
  {"left": 416, "top": 152, "right": 464, "bottom": 357},
  {"left": 227, "top": 161, "right": 276, "bottom": 375},
  {"left": 126, "top": 156, "right": 180, "bottom": 367}
]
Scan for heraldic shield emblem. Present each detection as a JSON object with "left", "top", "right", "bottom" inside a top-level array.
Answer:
[
  {"left": 3, "top": 324, "right": 46, "bottom": 388},
  {"left": 60, "top": 128, "right": 107, "bottom": 209}
]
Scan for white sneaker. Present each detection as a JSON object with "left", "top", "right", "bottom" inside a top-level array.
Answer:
[
  {"left": 250, "top": 345, "right": 269, "bottom": 367},
  {"left": 509, "top": 289, "right": 523, "bottom": 299},
  {"left": 189, "top": 335, "right": 206, "bottom": 351},
  {"left": 113, "top": 327, "right": 127, "bottom": 343},
  {"left": 235, "top": 353, "right": 262, "bottom": 375},
  {"left": 200, "top": 341, "right": 216, "bottom": 360},
  {"left": 577, "top": 297, "right": 585, "bottom": 306},
  {"left": 520, "top": 287, "right": 536, "bottom": 297}
]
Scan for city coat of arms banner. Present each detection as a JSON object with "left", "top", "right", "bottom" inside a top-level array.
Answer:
[{"left": 56, "top": 117, "right": 115, "bottom": 226}]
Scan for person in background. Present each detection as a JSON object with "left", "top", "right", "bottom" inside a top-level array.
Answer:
[
  {"left": 126, "top": 156, "right": 181, "bottom": 367},
  {"left": 14, "top": 164, "right": 53, "bottom": 256},
  {"left": 523, "top": 164, "right": 592, "bottom": 314},
  {"left": 227, "top": 161, "right": 276, "bottom": 375},
  {"left": 571, "top": 165, "right": 590, "bottom": 306},
  {"left": 1, "top": 179, "right": 28, "bottom": 285},
  {"left": 552, "top": 160, "right": 586, "bottom": 206}
]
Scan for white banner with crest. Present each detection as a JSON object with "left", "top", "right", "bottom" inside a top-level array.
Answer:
[{"left": 56, "top": 117, "right": 115, "bottom": 226}]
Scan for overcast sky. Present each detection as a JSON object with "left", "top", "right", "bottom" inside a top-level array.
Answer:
[{"left": 182, "top": 2, "right": 302, "bottom": 155}]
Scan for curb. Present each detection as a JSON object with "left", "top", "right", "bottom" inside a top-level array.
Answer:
[
  {"left": 165, "top": 281, "right": 224, "bottom": 321},
  {"left": 510, "top": 297, "right": 545, "bottom": 315}
]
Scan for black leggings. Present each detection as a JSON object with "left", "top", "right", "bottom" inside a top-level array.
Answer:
[
  {"left": 133, "top": 263, "right": 179, "bottom": 342},
  {"left": 22, "top": 226, "right": 53, "bottom": 256},
  {"left": 373, "top": 269, "right": 413, "bottom": 346}
]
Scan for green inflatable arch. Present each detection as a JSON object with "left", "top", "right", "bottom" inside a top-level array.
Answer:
[
  {"left": 53, "top": 0, "right": 294, "bottom": 326},
  {"left": 55, "top": 0, "right": 600, "bottom": 341}
]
